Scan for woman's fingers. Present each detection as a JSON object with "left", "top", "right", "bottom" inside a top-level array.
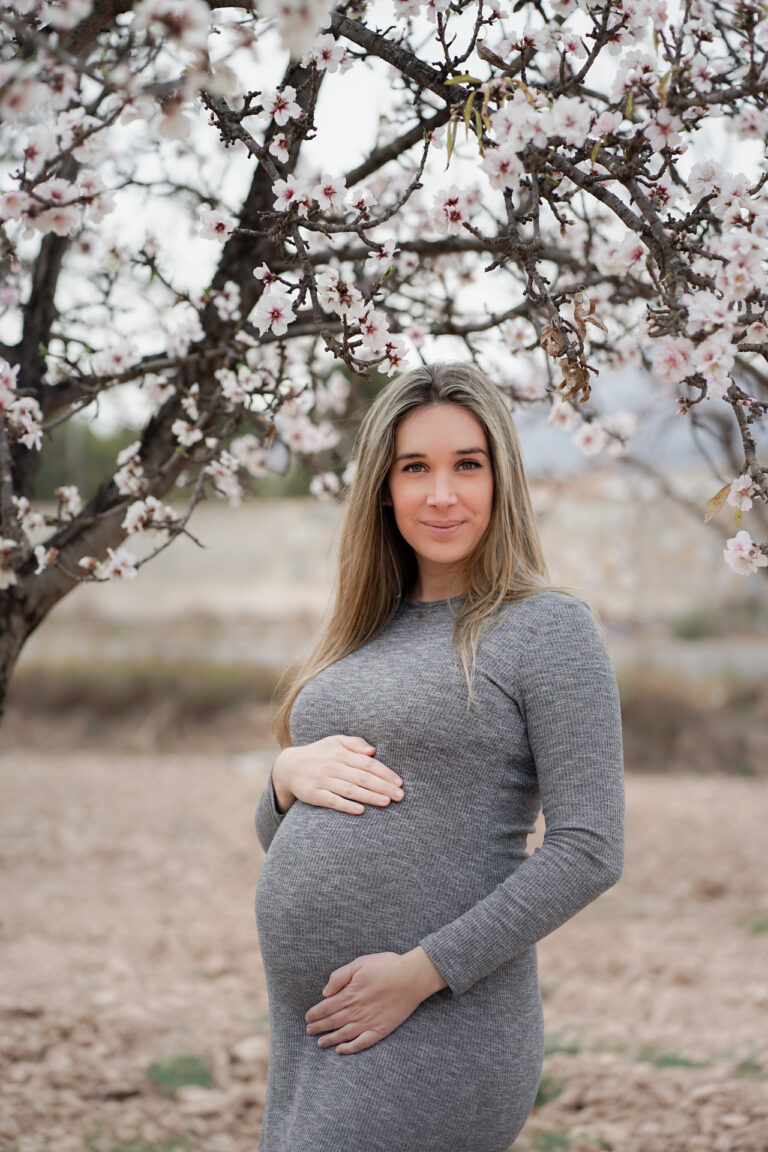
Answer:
[
  {"left": 315, "top": 1022, "right": 361, "bottom": 1047},
  {"left": 334, "top": 777, "right": 400, "bottom": 804},
  {"left": 306, "top": 1006, "right": 351, "bottom": 1034}
]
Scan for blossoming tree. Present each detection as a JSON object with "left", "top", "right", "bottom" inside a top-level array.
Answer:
[{"left": 1, "top": 0, "right": 767, "bottom": 717}]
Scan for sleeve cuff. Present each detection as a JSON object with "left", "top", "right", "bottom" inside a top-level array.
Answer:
[{"left": 254, "top": 766, "right": 288, "bottom": 853}]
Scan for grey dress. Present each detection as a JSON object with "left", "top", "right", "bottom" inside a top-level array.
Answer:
[{"left": 253, "top": 590, "right": 625, "bottom": 1152}]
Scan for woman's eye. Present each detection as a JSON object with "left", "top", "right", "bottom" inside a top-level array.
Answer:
[{"left": 402, "top": 460, "right": 481, "bottom": 473}]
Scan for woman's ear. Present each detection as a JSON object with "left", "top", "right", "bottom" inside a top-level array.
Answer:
[{"left": 382, "top": 485, "right": 392, "bottom": 507}]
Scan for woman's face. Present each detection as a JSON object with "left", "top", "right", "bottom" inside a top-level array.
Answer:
[{"left": 385, "top": 402, "right": 494, "bottom": 586}]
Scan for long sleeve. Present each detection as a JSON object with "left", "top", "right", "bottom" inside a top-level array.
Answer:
[
  {"left": 254, "top": 763, "right": 288, "bottom": 854},
  {"left": 417, "top": 595, "right": 625, "bottom": 998}
]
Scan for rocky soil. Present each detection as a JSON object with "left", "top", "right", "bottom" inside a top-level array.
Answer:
[{"left": 1, "top": 748, "right": 766, "bottom": 1152}]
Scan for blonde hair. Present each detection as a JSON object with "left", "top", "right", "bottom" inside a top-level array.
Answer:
[{"left": 272, "top": 361, "right": 584, "bottom": 745}]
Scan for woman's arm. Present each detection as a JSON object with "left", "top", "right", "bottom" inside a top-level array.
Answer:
[
  {"left": 417, "top": 595, "right": 626, "bottom": 998},
  {"left": 254, "top": 755, "right": 290, "bottom": 854}
]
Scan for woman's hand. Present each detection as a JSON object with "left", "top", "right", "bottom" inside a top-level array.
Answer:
[
  {"left": 272, "top": 736, "right": 404, "bottom": 815},
  {"left": 304, "top": 949, "right": 444, "bottom": 1054}
]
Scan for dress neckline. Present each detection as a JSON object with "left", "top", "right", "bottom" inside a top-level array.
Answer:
[{"left": 402, "top": 593, "right": 467, "bottom": 609}]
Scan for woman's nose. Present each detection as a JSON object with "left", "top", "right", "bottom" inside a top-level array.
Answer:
[{"left": 426, "top": 473, "right": 457, "bottom": 503}]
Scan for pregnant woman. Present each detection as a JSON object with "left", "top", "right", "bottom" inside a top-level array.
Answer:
[{"left": 254, "top": 361, "right": 625, "bottom": 1152}]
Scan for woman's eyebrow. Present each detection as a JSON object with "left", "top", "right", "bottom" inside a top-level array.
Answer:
[{"left": 394, "top": 447, "right": 489, "bottom": 462}]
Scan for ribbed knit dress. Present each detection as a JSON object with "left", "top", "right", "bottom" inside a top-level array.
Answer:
[{"left": 253, "top": 589, "right": 625, "bottom": 1152}]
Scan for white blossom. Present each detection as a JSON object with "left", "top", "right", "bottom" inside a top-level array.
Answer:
[{"left": 723, "top": 530, "right": 768, "bottom": 575}]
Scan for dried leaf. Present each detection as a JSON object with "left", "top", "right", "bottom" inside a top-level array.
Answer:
[
  {"left": 541, "top": 323, "right": 565, "bottom": 358},
  {"left": 445, "top": 117, "right": 458, "bottom": 169},
  {"left": 704, "top": 483, "right": 731, "bottom": 523},
  {"left": 463, "top": 90, "right": 477, "bottom": 139},
  {"left": 573, "top": 289, "right": 607, "bottom": 340},
  {"left": 477, "top": 41, "right": 507, "bottom": 71},
  {"left": 444, "top": 74, "right": 481, "bottom": 85},
  {"left": 558, "top": 360, "right": 592, "bottom": 403},
  {"left": 474, "top": 107, "right": 484, "bottom": 154}
]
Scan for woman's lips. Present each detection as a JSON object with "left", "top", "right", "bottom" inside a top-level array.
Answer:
[{"left": 420, "top": 521, "right": 465, "bottom": 536}]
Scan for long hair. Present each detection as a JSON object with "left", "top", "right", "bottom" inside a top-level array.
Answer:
[{"left": 271, "top": 361, "right": 586, "bottom": 745}]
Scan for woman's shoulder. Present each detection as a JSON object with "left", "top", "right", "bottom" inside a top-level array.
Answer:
[
  {"left": 492, "top": 588, "right": 594, "bottom": 633},
  {"left": 479, "top": 589, "right": 600, "bottom": 673}
]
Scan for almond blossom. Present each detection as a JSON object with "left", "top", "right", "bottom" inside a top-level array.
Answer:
[
  {"left": 272, "top": 175, "right": 312, "bottom": 216},
  {"left": 7, "top": 397, "right": 43, "bottom": 450},
  {"left": 727, "top": 475, "right": 757, "bottom": 512},
  {"left": 252, "top": 288, "right": 296, "bottom": 337},
  {"left": 311, "top": 175, "right": 347, "bottom": 213},
  {"left": 54, "top": 485, "right": 82, "bottom": 519},
  {"left": 171, "top": 418, "right": 204, "bottom": 447},
  {"left": 13, "top": 496, "right": 46, "bottom": 534},
  {"left": 432, "top": 187, "right": 471, "bottom": 236},
  {"left": 723, "top": 530, "right": 768, "bottom": 575},
  {"left": 122, "top": 495, "right": 178, "bottom": 535},
  {"left": 302, "top": 33, "right": 346, "bottom": 72},
  {"left": 199, "top": 205, "right": 236, "bottom": 241},
  {"left": 259, "top": 85, "right": 302, "bottom": 127},
  {"left": 653, "top": 335, "right": 696, "bottom": 384},
  {"left": 546, "top": 95, "right": 593, "bottom": 147},
  {"left": 100, "top": 546, "right": 139, "bottom": 580},
  {"left": 309, "top": 471, "right": 341, "bottom": 500},
  {"left": 0, "top": 359, "right": 19, "bottom": 412},
  {"left": 571, "top": 420, "right": 608, "bottom": 456}
]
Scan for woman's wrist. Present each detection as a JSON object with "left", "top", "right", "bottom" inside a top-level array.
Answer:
[
  {"left": 401, "top": 945, "right": 449, "bottom": 1000},
  {"left": 272, "top": 749, "right": 296, "bottom": 814}
]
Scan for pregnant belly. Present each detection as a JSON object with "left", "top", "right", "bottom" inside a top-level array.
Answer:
[{"left": 254, "top": 796, "right": 506, "bottom": 1010}]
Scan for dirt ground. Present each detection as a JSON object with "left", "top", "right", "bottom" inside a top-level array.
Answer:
[{"left": 1, "top": 742, "right": 767, "bottom": 1152}]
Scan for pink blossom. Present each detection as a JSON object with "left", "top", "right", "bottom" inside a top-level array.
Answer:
[
  {"left": 101, "top": 546, "right": 139, "bottom": 580},
  {"left": 432, "top": 186, "right": 471, "bottom": 235},
  {"left": 171, "top": 418, "right": 204, "bottom": 447},
  {"left": 380, "top": 335, "right": 409, "bottom": 376},
  {"left": 547, "top": 95, "right": 593, "bottom": 147},
  {"left": 571, "top": 420, "right": 608, "bottom": 456},
  {"left": 33, "top": 205, "right": 81, "bottom": 236},
  {"left": 230, "top": 434, "right": 268, "bottom": 477},
  {"left": 7, "top": 397, "right": 43, "bottom": 450},
  {"left": 302, "top": 34, "right": 346, "bottom": 72},
  {"left": 54, "top": 484, "right": 82, "bottom": 518},
  {"left": 133, "top": 0, "right": 210, "bottom": 51},
  {"left": 33, "top": 544, "right": 58, "bottom": 575},
  {"left": 309, "top": 471, "right": 341, "bottom": 500},
  {"left": 252, "top": 289, "right": 295, "bottom": 336},
  {"left": 269, "top": 134, "right": 290, "bottom": 163},
  {"left": 593, "top": 111, "right": 622, "bottom": 136},
  {"left": 548, "top": 399, "right": 581, "bottom": 431},
  {"left": 0, "top": 190, "right": 33, "bottom": 220},
  {"left": 727, "top": 474, "right": 757, "bottom": 512},
  {"left": 723, "top": 530, "right": 768, "bottom": 575},
  {"left": 273, "top": 175, "right": 311, "bottom": 216},
  {"left": 316, "top": 269, "right": 365, "bottom": 320},
  {"left": 13, "top": 495, "right": 46, "bottom": 533},
  {"left": 311, "top": 174, "right": 347, "bottom": 212},
  {"left": 644, "top": 108, "right": 683, "bottom": 151},
  {"left": 364, "top": 241, "right": 398, "bottom": 276},
  {"left": 693, "top": 334, "right": 735, "bottom": 397},
  {"left": 0, "top": 359, "right": 20, "bottom": 413},
  {"left": 653, "top": 335, "right": 696, "bottom": 384},
  {"left": 358, "top": 307, "right": 391, "bottom": 355},
  {"left": 199, "top": 205, "right": 236, "bottom": 240},
  {"left": 260, "top": 85, "right": 302, "bottom": 127},
  {"left": 481, "top": 146, "right": 523, "bottom": 192}
]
